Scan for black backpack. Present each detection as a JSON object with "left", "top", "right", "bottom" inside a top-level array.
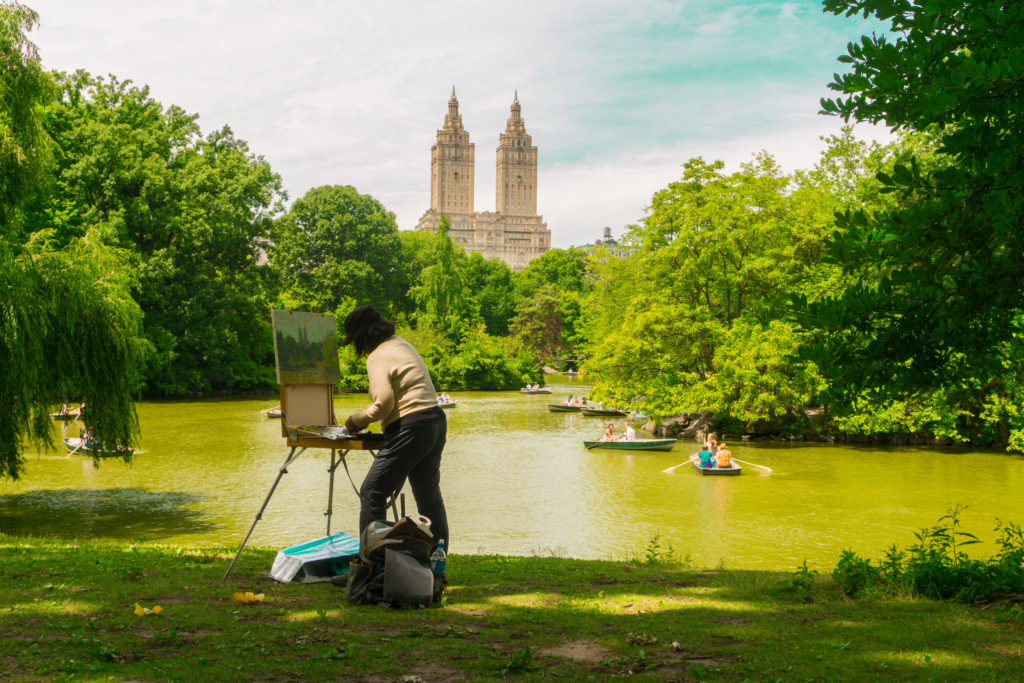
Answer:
[{"left": 342, "top": 517, "right": 444, "bottom": 608}]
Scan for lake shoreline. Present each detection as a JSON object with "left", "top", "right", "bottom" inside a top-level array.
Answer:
[{"left": 1, "top": 533, "right": 1020, "bottom": 680}]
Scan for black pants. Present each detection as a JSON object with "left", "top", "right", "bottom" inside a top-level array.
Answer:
[{"left": 359, "top": 410, "right": 449, "bottom": 549}]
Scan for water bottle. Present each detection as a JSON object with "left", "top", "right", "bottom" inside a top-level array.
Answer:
[{"left": 430, "top": 539, "right": 446, "bottom": 577}]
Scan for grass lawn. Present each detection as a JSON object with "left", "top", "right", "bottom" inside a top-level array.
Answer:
[{"left": 0, "top": 533, "right": 1021, "bottom": 681}]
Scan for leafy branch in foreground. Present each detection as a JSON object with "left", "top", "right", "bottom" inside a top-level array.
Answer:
[{"left": 811, "top": 0, "right": 1024, "bottom": 397}]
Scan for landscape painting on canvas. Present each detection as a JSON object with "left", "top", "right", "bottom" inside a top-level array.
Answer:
[{"left": 271, "top": 311, "right": 341, "bottom": 385}]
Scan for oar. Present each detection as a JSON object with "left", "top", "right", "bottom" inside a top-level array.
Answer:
[
  {"left": 662, "top": 454, "right": 698, "bottom": 473},
  {"left": 732, "top": 457, "right": 772, "bottom": 473},
  {"left": 66, "top": 439, "right": 85, "bottom": 457}
]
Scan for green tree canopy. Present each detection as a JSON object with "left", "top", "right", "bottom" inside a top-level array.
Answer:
[
  {"left": 407, "top": 216, "right": 478, "bottom": 341},
  {"left": 24, "top": 71, "right": 284, "bottom": 394},
  {"left": 271, "top": 185, "right": 403, "bottom": 317},
  {"left": 584, "top": 154, "right": 832, "bottom": 422},
  {"left": 0, "top": 1, "right": 51, "bottom": 234}
]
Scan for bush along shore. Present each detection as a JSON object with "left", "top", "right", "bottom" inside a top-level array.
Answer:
[
  {"left": 653, "top": 408, "right": 1024, "bottom": 450},
  {"left": 1, "top": 514, "right": 1021, "bottom": 681}
]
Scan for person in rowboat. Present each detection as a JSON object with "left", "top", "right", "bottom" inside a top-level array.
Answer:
[
  {"left": 621, "top": 422, "right": 636, "bottom": 442},
  {"left": 602, "top": 423, "right": 619, "bottom": 442},
  {"left": 716, "top": 443, "right": 733, "bottom": 468},
  {"left": 698, "top": 446, "right": 715, "bottom": 468}
]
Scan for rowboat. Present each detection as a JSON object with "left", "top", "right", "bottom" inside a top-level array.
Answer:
[
  {"left": 581, "top": 407, "right": 628, "bottom": 417},
  {"left": 547, "top": 404, "right": 581, "bottom": 412},
  {"left": 265, "top": 407, "right": 283, "bottom": 418},
  {"left": 583, "top": 439, "right": 676, "bottom": 451},
  {"left": 50, "top": 412, "right": 79, "bottom": 421},
  {"left": 520, "top": 388, "right": 552, "bottom": 394},
  {"left": 62, "top": 437, "right": 134, "bottom": 457},
  {"left": 692, "top": 460, "right": 742, "bottom": 476},
  {"left": 439, "top": 401, "right": 458, "bottom": 409}
]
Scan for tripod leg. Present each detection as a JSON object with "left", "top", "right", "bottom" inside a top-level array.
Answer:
[
  {"left": 325, "top": 448, "right": 340, "bottom": 536},
  {"left": 224, "top": 447, "right": 305, "bottom": 579}
]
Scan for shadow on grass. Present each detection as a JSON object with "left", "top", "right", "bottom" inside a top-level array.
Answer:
[
  {"left": 0, "top": 487, "right": 215, "bottom": 540},
  {"left": 427, "top": 556, "right": 1021, "bottom": 680},
  {"left": 0, "top": 543, "right": 1018, "bottom": 681}
]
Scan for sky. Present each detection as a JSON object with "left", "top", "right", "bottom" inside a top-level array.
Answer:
[{"left": 25, "top": 0, "right": 888, "bottom": 249}]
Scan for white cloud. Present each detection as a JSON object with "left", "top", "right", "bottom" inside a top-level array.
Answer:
[{"left": 25, "top": 0, "right": 887, "bottom": 249}]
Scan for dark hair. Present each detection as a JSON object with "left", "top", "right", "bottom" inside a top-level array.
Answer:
[{"left": 343, "top": 305, "right": 395, "bottom": 356}]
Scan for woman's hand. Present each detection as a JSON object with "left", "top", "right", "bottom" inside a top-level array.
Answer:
[{"left": 344, "top": 416, "right": 359, "bottom": 434}]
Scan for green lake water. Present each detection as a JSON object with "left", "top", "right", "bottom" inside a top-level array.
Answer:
[{"left": 3, "top": 379, "right": 1022, "bottom": 572}]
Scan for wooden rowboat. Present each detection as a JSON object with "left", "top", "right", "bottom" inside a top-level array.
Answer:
[
  {"left": 547, "top": 404, "right": 581, "bottom": 412},
  {"left": 583, "top": 439, "right": 676, "bottom": 452},
  {"left": 581, "top": 407, "right": 629, "bottom": 417},
  {"left": 692, "top": 460, "right": 742, "bottom": 476},
  {"left": 520, "top": 388, "right": 553, "bottom": 394},
  {"left": 62, "top": 437, "right": 134, "bottom": 457},
  {"left": 50, "top": 412, "right": 79, "bottom": 421},
  {"left": 439, "top": 401, "right": 458, "bottom": 409}
]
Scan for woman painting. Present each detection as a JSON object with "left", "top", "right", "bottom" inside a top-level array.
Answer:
[{"left": 342, "top": 305, "right": 449, "bottom": 550}]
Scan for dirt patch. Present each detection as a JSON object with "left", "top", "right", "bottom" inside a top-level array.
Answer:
[
  {"left": 540, "top": 639, "right": 615, "bottom": 664},
  {"left": 621, "top": 600, "right": 662, "bottom": 614},
  {"left": 709, "top": 616, "right": 750, "bottom": 626},
  {"left": 445, "top": 605, "right": 489, "bottom": 617}
]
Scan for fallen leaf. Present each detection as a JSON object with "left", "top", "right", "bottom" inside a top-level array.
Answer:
[
  {"left": 133, "top": 602, "right": 160, "bottom": 616},
  {"left": 232, "top": 591, "right": 265, "bottom": 605}
]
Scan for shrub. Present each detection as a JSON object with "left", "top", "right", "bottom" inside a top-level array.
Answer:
[{"left": 828, "top": 505, "right": 1024, "bottom": 605}]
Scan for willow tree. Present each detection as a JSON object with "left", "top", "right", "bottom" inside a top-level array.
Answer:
[{"left": 1, "top": 2, "right": 143, "bottom": 478}]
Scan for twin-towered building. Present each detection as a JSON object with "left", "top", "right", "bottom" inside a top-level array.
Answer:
[{"left": 415, "top": 89, "right": 550, "bottom": 271}]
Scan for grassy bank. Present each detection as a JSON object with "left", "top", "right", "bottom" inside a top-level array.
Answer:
[{"left": 1, "top": 534, "right": 1020, "bottom": 681}]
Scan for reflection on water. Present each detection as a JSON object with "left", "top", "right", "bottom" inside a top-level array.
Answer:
[{"left": 3, "top": 380, "right": 1022, "bottom": 571}]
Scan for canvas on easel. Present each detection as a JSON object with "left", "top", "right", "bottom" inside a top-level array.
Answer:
[{"left": 271, "top": 310, "right": 342, "bottom": 446}]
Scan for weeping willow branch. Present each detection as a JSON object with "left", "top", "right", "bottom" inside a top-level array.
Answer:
[{"left": 0, "top": 230, "right": 144, "bottom": 479}]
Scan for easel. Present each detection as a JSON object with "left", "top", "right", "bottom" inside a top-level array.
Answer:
[{"left": 224, "top": 311, "right": 390, "bottom": 579}]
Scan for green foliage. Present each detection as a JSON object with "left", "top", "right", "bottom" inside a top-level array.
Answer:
[
  {"left": 464, "top": 252, "right": 516, "bottom": 336},
  {"left": 1, "top": 229, "right": 144, "bottom": 478},
  {"left": 510, "top": 285, "right": 571, "bottom": 365},
  {"left": 26, "top": 71, "right": 284, "bottom": 395},
  {"left": 0, "top": 7, "right": 143, "bottom": 479},
  {"left": 423, "top": 325, "right": 536, "bottom": 391},
  {"left": 510, "top": 248, "right": 591, "bottom": 369},
  {"left": 514, "top": 247, "right": 590, "bottom": 298},
  {"left": 407, "top": 216, "right": 479, "bottom": 341},
  {"left": 496, "top": 646, "right": 536, "bottom": 675},
  {"left": 831, "top": 506, "right": 1024, "bottom": 605},
  {"left": 777, "top": 560, "right": 820, "bottom": 603},
  {"left": 832, "top": 550, "right": 881, "bottom": 598},
  {"left": 271, "top": 184, "right": 403, "bottom": 317},
  {"left": 638, "top": 533, "right": 675, "bottom": 566},
  {"left": 0, "top": 2, "right": 53, "bottom": 235},
  {"left": 583, "top": 154, "right": 833, "bottom": 422},
  {"left": 811, "top": 0, "right": 1024, "bottom": 398}
]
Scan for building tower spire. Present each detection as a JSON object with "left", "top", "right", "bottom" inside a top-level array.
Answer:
[
  {"left": 429, "top": 88, "right": 475, "bottom": 219},
  {"left": 496, "top": 92, "right": 535, "bottom": 219}
]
